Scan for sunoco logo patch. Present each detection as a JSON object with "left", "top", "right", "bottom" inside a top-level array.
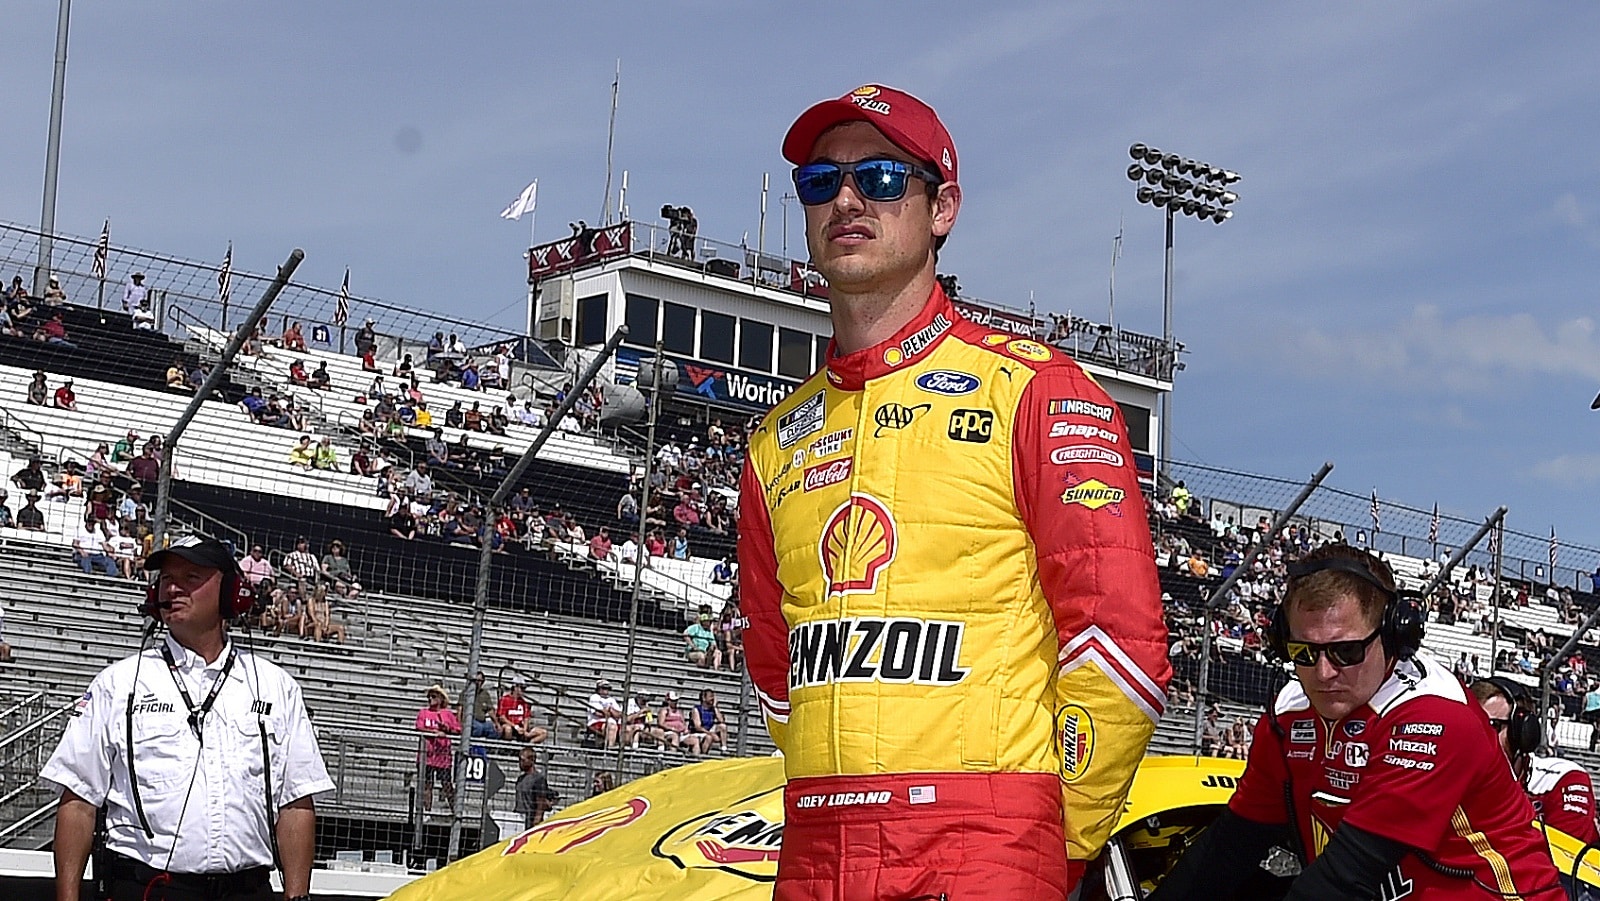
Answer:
[{"left": 1060, "top": 479, "right": 1125, "bottom": 510}]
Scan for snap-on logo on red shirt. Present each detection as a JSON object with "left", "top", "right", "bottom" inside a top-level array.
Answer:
[{"left": 803, "top": 459, "right": 852, "bottom": 492}]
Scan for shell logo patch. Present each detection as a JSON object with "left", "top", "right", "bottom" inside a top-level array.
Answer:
[
  {"left": 1057, "top": 704, "right": 1095, "bottom": 783},
  {"left": 981, "top": 333, "right": 1010, "bottom": 347},
  {"left": 819, "top": 494, "right": 897, "bottom": 596},
  {"left": 1006, "top": 339, "right": 1053, "bottom": 363},
  {"left": 651, "top": 786, "right": 784, "bottom": 882},
  {"left": 851, "top": 85, "right": 881, "bottom": 99},
  {"left": 849, "top": 84, "right": 891, "bottom": 115},
  {"left": 503, "top": 798, "right": 649, "bottom": 856},
  {"left": 883, "top": 346, "right": 904, "bottom": 366},
  {"left": 1060, "top": 479, "right": 1126, "bottom": 511}
]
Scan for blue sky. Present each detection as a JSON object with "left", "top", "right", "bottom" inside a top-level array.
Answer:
[{"left": 3, "top": 2, "right": 1599, "bottom": 551}]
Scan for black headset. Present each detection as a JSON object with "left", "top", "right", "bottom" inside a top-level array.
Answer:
[
  {"left": 1266, "top": 552, "right": 1426, "bottom": 662},
  {"left": 1480, "top": 676, "right": 1543, "bottom": 757},
  {"left": 142, "top": 571, "right": 255, "bottom": 620}
]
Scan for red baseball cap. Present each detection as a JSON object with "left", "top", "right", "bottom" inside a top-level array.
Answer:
[{"left": 783, "top": 84, "right": 957, "bottom": 184}]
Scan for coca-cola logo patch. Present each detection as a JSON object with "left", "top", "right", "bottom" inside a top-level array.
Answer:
[{"left": 804, "top": 459, "right": 853, "bottom": 492}]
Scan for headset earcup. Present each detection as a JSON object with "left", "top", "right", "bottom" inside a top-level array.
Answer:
[
  {"left": 1511, "top": 711, "right": 1543, "bottom": 756},
  {"left": 1267, "top": 604, "right": 1289, "bottom": 660},
  {"left": 1382, "top": 596, "right": 1426, "bottom": 659},
  {"left": 142, "top": 582, "right": 160, "bottom": 617},
  {"left": 222, "top": 574, "right": 254, "bottom": 619}
]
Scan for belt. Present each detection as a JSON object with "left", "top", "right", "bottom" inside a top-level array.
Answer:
[{"left": 107, "top": 854, "right": 270, "bottom": 896}]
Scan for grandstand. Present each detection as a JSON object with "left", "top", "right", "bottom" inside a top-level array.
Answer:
[{"left": 6, "top": 215, "right": 1600, "bottom": 898}]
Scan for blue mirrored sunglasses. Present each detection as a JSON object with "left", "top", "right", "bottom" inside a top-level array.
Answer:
[{"left": 792, "top": 158, "right": 943, "bottom": 205}]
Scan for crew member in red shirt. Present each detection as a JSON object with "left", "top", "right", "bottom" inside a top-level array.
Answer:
[
  {"left": 1151, "top": 545, "right": 1563, "bottom": 900},
  {"left": 1473, "top": 676, "right": 1600, "bottom": 899}
]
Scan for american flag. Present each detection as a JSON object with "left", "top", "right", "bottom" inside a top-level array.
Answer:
[
  {"left": 91, "top": 219, "right": 109, "bottom": 279},
  {"left": 335, "top": 268, "right": 350, "bottom": 326},
  {"left": 1488, "top": 522, "right": 1501, "bottom": 559},
  {"left": 1428, "top": 502, "right": 1439, "bottom": 544},
  {"left": 217, "top": 242, "right": 232, "bottom": 304},
  {"left": 1369, "top": 489, "right": 1380, "bottom": 534},
  {"left": 1550, "top": 527, "right": 1559, "bottom": 573}
]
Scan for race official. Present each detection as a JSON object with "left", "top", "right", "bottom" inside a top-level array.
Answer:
[
  {"left": 1151, "top": 545, "right": 1562, "bottom": 900},
  {"left": 739, "top": 84, "right": 1170, "bottom": 899},
  {"left": 42, "top": 536, "right": 333, "bottom": 901},
  {"left": 1472, "top": 676, "right": 1600, "bottom": 900}
]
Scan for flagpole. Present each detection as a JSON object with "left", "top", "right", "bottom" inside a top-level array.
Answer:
[
  {"left": 93, "top": 218, "right": 108, "bottom": 310},
  {"left": 1490, "top": 522, "right": 1503, "bottom": 672},
  {"left": 601, "top": 59, "right": 620, "bottom": 225}
]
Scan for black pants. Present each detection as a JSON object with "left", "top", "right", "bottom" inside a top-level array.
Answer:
[{"left": 105, "top": 855, "right": 273, "bottom": 901}]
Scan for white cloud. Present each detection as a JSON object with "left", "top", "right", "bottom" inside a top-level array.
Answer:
[
  {"left": 1530, "top": 454, "right": 1600, "bottom": 487},
  {"left": 1282, "top": 305, "right": 1600, "bottom": 391}
]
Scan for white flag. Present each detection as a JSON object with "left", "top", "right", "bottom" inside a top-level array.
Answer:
[{"left": 500, "top": 180, "right": 538, "bottom": 221}]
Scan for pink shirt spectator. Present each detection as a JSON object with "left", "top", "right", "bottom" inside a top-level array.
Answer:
[{"left": 415, "top": 707, "right": 460, "bottom": 769}]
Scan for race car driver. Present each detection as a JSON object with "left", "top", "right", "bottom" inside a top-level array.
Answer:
[
  {"left": 738, "top": 83, "right": 1171, "bottom": 900},
  {"left": 1472, "top": 676, "right": 1600, "bottom": 900},
  {"left": 1149, "top": 544, "right": 1563, "bottom": 900}
]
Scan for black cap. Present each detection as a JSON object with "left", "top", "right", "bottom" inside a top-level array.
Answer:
[{"left": 144, "top": 535, "right": 240, "bottom": 575}]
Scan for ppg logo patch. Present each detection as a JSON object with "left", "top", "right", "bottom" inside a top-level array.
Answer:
[{"left": 947, "top": 409, "right": 993, "bottom": 443}]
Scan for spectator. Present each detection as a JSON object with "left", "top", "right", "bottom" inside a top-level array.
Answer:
[
  {"left": 0, "top": 304, "right": 17, "bottom": 337},
  {"left": 53, "top": 378, "right": 78, "bottom": 410},
  {"left": 691, "top": 688, "right": 729, "bottom": 753},
  {"left": 288, "top": 359, "right": 309, "bottom": 385},
  {"left": 460, "top": 362, "right": 481, "bottom": 392},
  {"left": 47, "top": 461, "right": 86, "bottom": 502},
  {"left": 516, "top": 400, "right": 543, "bottom": 428},
  {"left": 0, "top": 488, "right": 12, "bottom": 528},
  {"left": 393, "top": 353, "right": 414, "bottom": 379},
  {"left": 0, "top": 603, "right": 10, "bottom": 662},
  {"left": 239, "top": 543, "right": 274, "bottom": 588},
  {"left": 11, "top": 458, "right": 46, "bottom": 494},
  {"left": 413, "top": 400, "right": 433, "bottom": 428},
  {"left": 71, "top": 519, "right": 117, "bottom": 576},
  {"left": 121, "top": 272, "right": 148, "bottom": 314},
  {"left": 514, "top": 747, "right": 558, "bottom": 828},
  {"left": 287, "top": 435, "right": 315, "bottom": 470},
  {"left": 1224, "top": 716, "right": 1251, "bottom": 759},
  {"left": 623, "top": 693, "right": 660, "bottom": 750},
  {"left": 617, "top": 491, "right": 639, "bottom": 524},
  {"left": 240, "top": 386, "right": 268, "bottom": 421},
  {"left": 283, "top": 321, "right": 306, "bottom": 351},
  {"left": 111, "top": 430, "right": 139, "bottom": 464},
  {"left": 387, "top": 499, "right": 418, "bottom": 540},
  {"left": 684, "top": 607, "right": 721, "bottom": 669},
  {"left": 187, "top": 361, "right": 210, "bottom": 393},
  {"left": 115, "top": 484, "right": 148, "bottom": 534},
  {"left": 718, "top": 601, "right": 747, "bottom": 671},
  {"left": 131, "top": 298, "right": 156, "bottom": 331},
  {"left": 37, "top": 312, "right": 76, "bottom": 348},
  {"left": 84, "top": 444, "right": 119, "bottom": 481},
  {"left": 107, "top": 528, "right": 142, "bottom": 580},
  {"left": 673, "top": 495, "right": 701, "bottom": 528},
  {"left": 496, "top": 677, "right": 550, "bottom": 744},
  {"left": 355, "top": 318, "right": 377, "bottom": 357},
  {"left": 463, "top": 672, "right": 500, "bottom": 738},
  {"left": 164, "top": 359, "right": 188, "bottom": 391},
  {"left": 26, "top": 371, "right": 48, "bottom": 406},
  {"left": 43, "top": 275, "right": 66, "bottom": 305},
  {"left": 17, "top": 493, "right": 45, "bottom": 531},
  {"left": 671, "top": 527, "right": 691, "bottom": 561},
  {"left": 281, "top": 536, "right": 321, "bottom": 597},
  {"left": 711, "top": 555, "right": 736, "bottom": 585},
  {"left": 618, "top": 532, "right": 641, "bottom": 566},
  {"left": 1200, "top": 706, "right": 1225, "bottom": 758},
  {"left": 415, "top": 685, "right": 460, "bottom": 812},
  {"left": 426, "top": 331, "right": 444, "bottom": 364},
  {"left": 312, "top": 437, "right": 339, "bottom": 472},
  {"left": 585, "top": 679, "right": 623, "bottom": 749},
  {"left": 659, "top": 692, "right": 707, "bottom": 756},
  {"left": 304, "top": 586, "right": 346, "bottom": 643},
  {"left": 488, "top": 405, "right": 509, "bottom": 436},
  {"left": 308, "top": 361, "right": 332, "bottom": 390},
  {"left": 588, "top": 526, "right": 614, "bottom": 562},
  {"left": 319, "top": 539, "right": 363, "bottom": 599},
  {"left": 349, "top": 444, "right": 375, "bottom": 477},
  {"left": 444, "top": 401, "right": 464, "bottom": 429},
  {"left": 128, "top": 445, "right": 160, "bottom": 486},
  {"left": 464, "top": 401, "right": 484, "bottom": 433},
  {"left": 645, "top": 529, "right": 667, "bottom": 558},
  {"left": 403, "top": 462, "right": 434, "bottom": 498}
]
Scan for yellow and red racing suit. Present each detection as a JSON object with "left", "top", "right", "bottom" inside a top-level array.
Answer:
[{"left": 737, "top": 284, "right": 1172, "bottom": 900}]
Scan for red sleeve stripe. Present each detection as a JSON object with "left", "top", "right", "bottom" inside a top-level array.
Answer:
[
  {"left": 753, "top": 682, "right": 790, "bottom": 722},
  {"left": 1058, "top": 626, "right": 1168, "bottom": 723}
]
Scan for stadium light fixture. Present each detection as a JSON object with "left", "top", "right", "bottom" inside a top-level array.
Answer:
[{"left": 1126, "top": 143, "right": 1241, "bottom": 486}]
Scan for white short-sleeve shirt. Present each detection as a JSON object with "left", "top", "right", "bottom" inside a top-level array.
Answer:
[{"left": 40, "top": 635, "right": 334, "bottom": 874}]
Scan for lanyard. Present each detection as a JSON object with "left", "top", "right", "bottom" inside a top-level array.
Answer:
[{"left": 159, "top": 643, "right": 235, "bottom": 742}]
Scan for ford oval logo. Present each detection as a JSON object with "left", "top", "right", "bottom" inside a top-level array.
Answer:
[{"left": 914, "top": 370, "right": 980, "bottom": 396}]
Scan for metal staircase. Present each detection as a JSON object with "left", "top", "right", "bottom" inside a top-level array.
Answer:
[{"left": 0, "top": 691, "right": 73, "bottom": 850}]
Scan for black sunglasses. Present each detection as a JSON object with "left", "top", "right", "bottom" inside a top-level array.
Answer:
[
  {"left": 1283, "top": 626, "right": 1383, "bottom": 668},
  {"left": 793, "top": 157, "right": 942, "bottom": 205}
]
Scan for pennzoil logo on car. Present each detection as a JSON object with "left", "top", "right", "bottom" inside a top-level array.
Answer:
[
  {"left": 788, "top": 617, "right": 968, "bottom": 689},
  {"left": 914, "top": 369, "right": 979, "bottom": 396}
]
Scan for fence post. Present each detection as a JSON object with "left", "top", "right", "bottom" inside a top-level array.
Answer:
[{"left": 1193, "top": 462, "right": 1332, "bottom": 751}]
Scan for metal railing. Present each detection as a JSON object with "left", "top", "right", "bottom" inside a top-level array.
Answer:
[{"left": 0, "top": 402, "right": 46, "bottom": 456}]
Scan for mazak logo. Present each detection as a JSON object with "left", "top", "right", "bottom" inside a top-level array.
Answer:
[
  {"left": 1057, "top": 704, "right": 1095, "bottom": 784},
  {"left": 1387, "top": 738, "right": 1436, "bottom": 756},
  {"left": 789, "top": 617, "right": 968, "bottom": 689},
  {"left": 504, "top": 798, "right": 649, "bottom": 856},
  {"left": 1048, "top": 421, "right": 1119, "bottom": 443},
  {"left": 803, "top": 459, "right": 852, "bottom": 492},
  {"left": 1049, "top": 445, "right": 1124, "bottom": 467},
  {"left": 1060, "top": 479, "right": 1126, "bottom": 511},
  {"left": 1047, "top": 398, "right": 1114, "bottom": 422},
  {"left": 819, "top": 494, "right": 897, "bottom": 595},
  {"left": 872, "top": 402, "right": 929, "bottom": 438},
  {"left": 914, "top": 369, "right": 979, "bottom": 396},
  {"left": 947, "top": 409, "right": 994, "bottom": 443},
  {"left": 651, "top": 786, "right": 784, "bottom": 882}
]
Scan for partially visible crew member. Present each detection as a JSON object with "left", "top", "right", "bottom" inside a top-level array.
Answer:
[
  {"left": 42, "top": 536, "right": 332, "bottom": 901},
  {"left": 1473, "top": 676, "right": 1600, "bottom": 900},
  {"left": 1151, "top": 544, "right": 1562, "bottom": 900}
]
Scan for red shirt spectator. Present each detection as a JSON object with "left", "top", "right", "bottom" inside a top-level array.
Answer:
[
  {"left": 673, "top": 498, "right": 701, "bottom": 526},
  {"left": 645, "top": 532, "right": 667, "bottom": 557},
  {"left": 588, "top": 528, "right": 613, "bottom": 561},
  {"left": 53, "top": 381, "right": 77, "bottom": 410}
]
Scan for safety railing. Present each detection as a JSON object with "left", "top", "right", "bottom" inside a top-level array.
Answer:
[{"left": 0, "top": 402, "right": 46, "bottom": 456}]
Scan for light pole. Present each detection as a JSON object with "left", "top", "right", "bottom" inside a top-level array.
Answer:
[
  {"left": 34, "top": 0, "right": 72, "bottom": 296},
  {"left": 1126, "top": 144, "right": 1239, "bottom": 486},
  {"left": 779, "top": 192, "right": 798, "bottom": 259}
]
